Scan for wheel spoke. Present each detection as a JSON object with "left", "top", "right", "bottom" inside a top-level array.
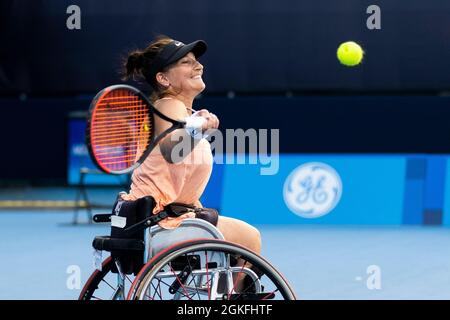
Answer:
[
  {"left": 101, "top": 278, "right": 116, "bottom": 291},
  {"left": 162, "top": 281, "right": 196, "bottom": 300},
  {"left": 240, "top": 276, "right": 259, "bottom": 295},
  {"left": 151, "top": 268, "right": 208, "bottom": 300},
  {"left": 261, "top": 289, "right": 278, "bottom": 300},
  {"left": 227, "top": 260, "right": 246, "bottom": 300},
  {"left": 205, "top": 250, "right": 210, "bottom": 300},
  {"left": 149, "top": 280, "right": 162, "bottom": 300},
  {"left": 158, "top": 278, "right": 163, "bottom": 299}
]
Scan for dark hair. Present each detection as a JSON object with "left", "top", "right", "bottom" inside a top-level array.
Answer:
[{"left": 122, "top": 35, "right": 173, "bottom": 101}]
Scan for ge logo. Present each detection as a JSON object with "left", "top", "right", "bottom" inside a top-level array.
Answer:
[{"left": 283, "top": 162, "right": 342, "bottom": 218}]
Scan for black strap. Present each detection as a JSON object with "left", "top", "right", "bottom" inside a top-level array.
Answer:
[
  {"left": 93, "top": 201, "right": 196, "bottom": 233},
  {"left": 123, "top": 209, "right": 182, "bottom": 236},
  {"left": 165, "top": 202, "right": 200, "bottom": 216}
]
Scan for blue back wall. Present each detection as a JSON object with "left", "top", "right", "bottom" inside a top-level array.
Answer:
[{"left": 201, "top": 155, "right": 449, "bottom": 225}]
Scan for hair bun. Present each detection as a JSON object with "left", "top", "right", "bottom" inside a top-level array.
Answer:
[
  {"left": 124, "top": 51, "right": 146, "bottom": 80},
  {"left": 127, "top": 51, "right": 144, "bottom": 68}
]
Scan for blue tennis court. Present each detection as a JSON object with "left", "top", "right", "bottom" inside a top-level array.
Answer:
[{"left": 1, "top": 193, "right": 449, "bottom": 300}]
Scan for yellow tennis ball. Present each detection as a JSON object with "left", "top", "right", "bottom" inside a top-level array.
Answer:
[{"left": 337, "top": 41, "right": 364, "bottom": 67}]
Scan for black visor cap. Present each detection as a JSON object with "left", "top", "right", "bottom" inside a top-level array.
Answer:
[
  {"left": 145, "top": 40, "right": 207, "bottom": 86},
  {"left": 166, "top": 40, "right": 207, "bottom": 65}
]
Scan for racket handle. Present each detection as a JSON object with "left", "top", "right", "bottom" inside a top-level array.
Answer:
[{"left": 185, "top": 115, "right": 207, "bottom": 139}]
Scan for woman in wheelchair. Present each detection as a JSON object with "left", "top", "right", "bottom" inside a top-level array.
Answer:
[
  {"left": 80, "top": 36, "right": 296, "bottom": 300},
  {"left": 121, "top": 36, "right": 262, "bottom": 261}
]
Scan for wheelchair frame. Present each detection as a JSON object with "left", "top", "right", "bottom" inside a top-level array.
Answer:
[{"left": 79, "top": 216, "right": 297, "bottom": 300}]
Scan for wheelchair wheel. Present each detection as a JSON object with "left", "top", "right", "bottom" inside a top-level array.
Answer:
[
  {"left": 78, "top": 256, "right": 135, "bottom": 300},
  {"left": 128, "top": 239, "right": 297, "bottom": 300}
]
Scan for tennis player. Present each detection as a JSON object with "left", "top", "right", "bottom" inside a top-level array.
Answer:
[{"left": 120, "top": 36, "right": 261, "bottom": 259}]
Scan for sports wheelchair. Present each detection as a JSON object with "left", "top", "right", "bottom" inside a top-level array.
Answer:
[{"left": 79, "top": 194, "right": 296, "bottom": 300}]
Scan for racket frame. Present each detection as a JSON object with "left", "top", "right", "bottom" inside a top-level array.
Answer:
[{"left": 86, "top": 84, "right": 186, "bottom": 175}]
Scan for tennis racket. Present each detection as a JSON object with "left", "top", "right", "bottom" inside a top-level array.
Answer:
[{"left": 86, "top": 84, "right": 205, "bottom": 174}]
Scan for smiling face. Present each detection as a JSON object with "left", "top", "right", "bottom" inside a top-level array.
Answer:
[{"left": 156, "top": 52, "right": 205, "bottom": 97}]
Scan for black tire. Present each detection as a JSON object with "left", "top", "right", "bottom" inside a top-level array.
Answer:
[{"left": 78, "top": 256, "right": 135, "bottom": 300}]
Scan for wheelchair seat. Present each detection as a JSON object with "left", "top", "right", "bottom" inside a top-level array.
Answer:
[
  {"left": 92, "top": 218, "right": 223, "bottom": 252},
  {"left": 148, "top": 218, "right": 224, "bottom": 258}
]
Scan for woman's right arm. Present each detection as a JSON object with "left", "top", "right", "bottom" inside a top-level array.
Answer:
[{"left": 154, "top": 99, "right": 218, "bottom": 163}]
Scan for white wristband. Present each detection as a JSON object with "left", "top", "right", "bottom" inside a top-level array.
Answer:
[{"left": 185, "top": 116, "right": 207, "bottom": 139}]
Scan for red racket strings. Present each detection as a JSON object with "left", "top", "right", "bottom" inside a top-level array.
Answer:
[{"left": 90, "top": 89, "right": 152, "bottom": 172}]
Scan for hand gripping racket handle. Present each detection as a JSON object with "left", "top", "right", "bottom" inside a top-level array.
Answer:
[{"left": 184, "top": 115, "right": 207, "bottom": 139}]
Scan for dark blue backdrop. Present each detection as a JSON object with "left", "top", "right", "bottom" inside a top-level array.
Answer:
[
  {"left": 1, "top": 0, "right": 450, "bottom": 94},
  {"left": 2, "top": 1, "right": 450, "bottom": 184}
]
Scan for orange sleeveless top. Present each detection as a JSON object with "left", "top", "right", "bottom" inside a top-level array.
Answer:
[{"left": 121, "top": 106, "right": 213, "bottom": 229}]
